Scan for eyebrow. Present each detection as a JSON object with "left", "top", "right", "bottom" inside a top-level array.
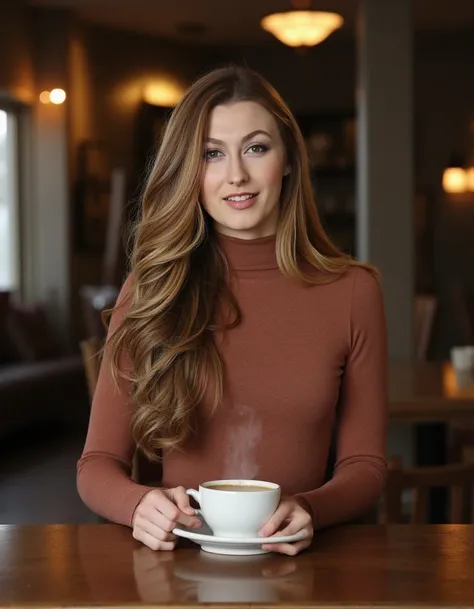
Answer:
[{"left": 206, "top": 129, "right": 272, "bottom": 145}]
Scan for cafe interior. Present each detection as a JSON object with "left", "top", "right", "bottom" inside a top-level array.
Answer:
[{"left": 2, "top": 0, "right": 474, "bottom": 591}]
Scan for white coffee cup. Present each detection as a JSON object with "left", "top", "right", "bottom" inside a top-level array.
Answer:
[
  {"left": 186, "top": 479, "right": 281, "bottom": 539},
  {"left": 450, "top": 345, "right": 474, "bottom": 370}
]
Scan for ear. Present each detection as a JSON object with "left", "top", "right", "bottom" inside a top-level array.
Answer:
[{"left": 283, "top": 164, "right": 291, "bottom": 176}]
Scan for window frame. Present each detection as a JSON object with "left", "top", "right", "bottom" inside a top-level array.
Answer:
[{"left": 0, "top": 99, "right": 27, "bottom": 296}]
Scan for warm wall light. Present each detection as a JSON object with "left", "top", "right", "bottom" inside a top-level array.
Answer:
[
  {"left": 39, "top": 91, "right": 51, "bottom": 104},
  {"left": 260, "top": 10, "right": 343, "bottom": 47},
  {"left": 443, "top": 167, "right": 467, "bottom": 193},
  {"left": 39, "top": 89, "right": 67, "bottom": 104},
  {"left": 466, "top": 167, "right": 474, "bottom": 192},
  {"left": 143, "top": 81, "right": 184, "bottom": 107},
  {"left": 443, "top": 154, "right": 468, "bottom": 193},
  {"left": 50, "top": 88, "right": 66, "bottom": 104}
]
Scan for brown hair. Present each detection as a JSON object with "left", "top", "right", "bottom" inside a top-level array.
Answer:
[{"left": 107, "top": 66, "right": 378, "bottom": 460}]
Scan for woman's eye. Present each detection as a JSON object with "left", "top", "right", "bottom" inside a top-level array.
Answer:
[
  {"left": 247, "top": 144, "right": 268, "bottom": 154},
  {"left": 204, "top": 149, "right": 222, "bottom": 160}
]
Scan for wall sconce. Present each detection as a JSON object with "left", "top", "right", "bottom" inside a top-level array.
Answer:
[
  {"left": 142, "top": 80, "right": 184, "bottom": 107},
  {"left": 442, "top": 154, "right": 474, "bottom": 193},
  {"left": 39, "top": 89, "right": 67, "bottom": 105}
]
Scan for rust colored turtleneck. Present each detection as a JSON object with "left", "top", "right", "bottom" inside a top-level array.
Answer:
[{"left": 77, "top": 233, "right": 388, "bottom": 528}]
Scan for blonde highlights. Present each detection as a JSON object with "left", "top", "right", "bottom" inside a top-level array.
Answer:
[{"left": 107, "top": 66, "right": 378, "bottom": 460}]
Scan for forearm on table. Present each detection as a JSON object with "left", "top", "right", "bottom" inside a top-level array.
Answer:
[
  {"left": 77, "top": 454, "right": 156, "bottom": 527},
  {"left": 296, "top": 456, "right": 387, "bottom": 530}
]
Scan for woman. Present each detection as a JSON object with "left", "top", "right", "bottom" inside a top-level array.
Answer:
[{"left": 77, "top": 66, "right": 387, "bottom": 556}]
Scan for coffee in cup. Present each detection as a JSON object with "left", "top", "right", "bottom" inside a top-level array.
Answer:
[
  {"left": 207, "top": 484, "right": 272, "bottom": 492},
  {"left": 186, "top": 479, "right": 280, "bottom": 539}
]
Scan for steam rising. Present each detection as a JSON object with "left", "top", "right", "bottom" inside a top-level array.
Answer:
[{"left": 223, "top": 404, "right": 261, "bottom": 480}]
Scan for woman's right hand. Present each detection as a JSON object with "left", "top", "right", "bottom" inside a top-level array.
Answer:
[{"left": 132, "top": 486, "right": 201, "bottom": 551}]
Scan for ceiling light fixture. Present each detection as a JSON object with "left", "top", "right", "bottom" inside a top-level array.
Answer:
[{"left": 260, "top": 1, "right": 343, "bottom": 48}]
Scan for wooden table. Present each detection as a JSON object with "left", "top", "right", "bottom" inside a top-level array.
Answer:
[
  {"left": 389, "top": 360, "right": 474, "bottom": 422},
  {"left": 2, "top": 524, "right": 474, "bottom": 607}
]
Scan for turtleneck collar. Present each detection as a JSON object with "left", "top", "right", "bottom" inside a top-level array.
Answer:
[{"left": 216, "top": 232, "right": 279, "bottom": 271}]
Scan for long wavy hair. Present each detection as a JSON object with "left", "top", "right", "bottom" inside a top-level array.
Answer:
[{"left": 107, "top": 66, "right": 379, "bottom": 460}]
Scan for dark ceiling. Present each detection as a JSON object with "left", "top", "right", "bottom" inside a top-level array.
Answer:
[{"left": 28, "top": 0, "right": 474, "bottom": 44}]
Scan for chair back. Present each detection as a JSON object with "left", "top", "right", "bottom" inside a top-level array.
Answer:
[
  {"left": 80, "top": 337, "right": 103, "bottom": 400},
  {"left": 414, "top": 294, "right": 437, "bottom": 360},
  {"left": 382, "top": 447, "right": 474, "bottom": 524},
  {"left": 80, "top": 285, "right": 118, "bottom": 341}
]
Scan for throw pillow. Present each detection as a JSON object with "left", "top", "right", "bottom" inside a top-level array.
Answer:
[{"left": 5, "top": 302, "right": 59, "bottom": 362}]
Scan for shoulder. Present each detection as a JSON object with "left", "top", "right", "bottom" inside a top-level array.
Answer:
[
  {"left": 347, "top": 265, "right": 382, "bottom": 300},
  {"left": 345, "top": 266, "right": 385, "bottom": 329},
  {"left": 301, "top": 264, "right": 383, "bottom": 323},
  {"left": 317, "top": 264, "right": 381, "bottom": 299}
]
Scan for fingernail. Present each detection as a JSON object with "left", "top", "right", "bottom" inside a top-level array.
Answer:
[{"left": 258, "top": 528, "right": 267, "bottom": 537}]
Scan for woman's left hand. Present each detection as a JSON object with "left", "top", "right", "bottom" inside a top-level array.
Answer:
[{"left": 258, "top": 496, "right": 314, "bottom": 555}]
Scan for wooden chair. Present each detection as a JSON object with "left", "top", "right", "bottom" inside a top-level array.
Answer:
[
  {"left": 414, "top": 294, "right": 437, "bottom": 360},
  {"left": 80, "top": 337, "right": 103, "bottom": 401},
  {"left": 381, "top": 447, "right": 474, "bottom": 524},
  {"left": 79, "top": 285, "right": 118, "bottom": 341}
]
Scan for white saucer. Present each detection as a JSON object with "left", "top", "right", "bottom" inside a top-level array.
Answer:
[{"left": 173, "top": 521, "right": 308, "bottom": 555}]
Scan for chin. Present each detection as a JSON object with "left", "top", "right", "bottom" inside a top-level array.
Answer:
[
  {"left": 226, "top": 220, "right": 261, "bottom": 231},
  {"left": 217, "top": 221, "right": 275, "bottom": 240},
  {"left": 220, "top": 217, "right": 263, "bottom": 233}
]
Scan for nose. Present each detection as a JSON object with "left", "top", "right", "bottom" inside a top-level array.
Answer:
[{"left": 227, "top": 154, "right": 248, "bottom": 186}]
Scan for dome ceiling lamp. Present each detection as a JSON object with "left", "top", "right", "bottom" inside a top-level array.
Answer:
[{"left": 260, "top": 0, "right": 344, "bottom": 48}]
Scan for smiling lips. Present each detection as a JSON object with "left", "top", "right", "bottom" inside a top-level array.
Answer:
[{"left": 223, "top": 192, "right": 259, "bottom": 210}]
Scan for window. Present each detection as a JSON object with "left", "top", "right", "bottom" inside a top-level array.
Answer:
[{"left": 0, "top": 109, "right": 19, "bottom": 290}]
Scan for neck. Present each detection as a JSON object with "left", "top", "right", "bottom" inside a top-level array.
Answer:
[
  {"left": 215, "top": 232, "right": 279, "bottom": 272},
  {"left": 215, "top": 227, "right": 277, "bottom": 241}
]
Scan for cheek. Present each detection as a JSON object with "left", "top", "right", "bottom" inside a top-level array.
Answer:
[
  {"left": 259, "top": 157, "right": 286, "bottom": 189},
  {"left": 201, "top": 165, "right": 222, "bottom": 206}
]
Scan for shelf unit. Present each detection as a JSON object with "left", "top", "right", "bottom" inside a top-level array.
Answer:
[{"left": 297, "top": 111, "right": 357, "bottom": 255}]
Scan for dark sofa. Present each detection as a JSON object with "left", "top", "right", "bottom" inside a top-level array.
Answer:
[{"left": 0, "top": 291, "right": 88, "bottom": 437}]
